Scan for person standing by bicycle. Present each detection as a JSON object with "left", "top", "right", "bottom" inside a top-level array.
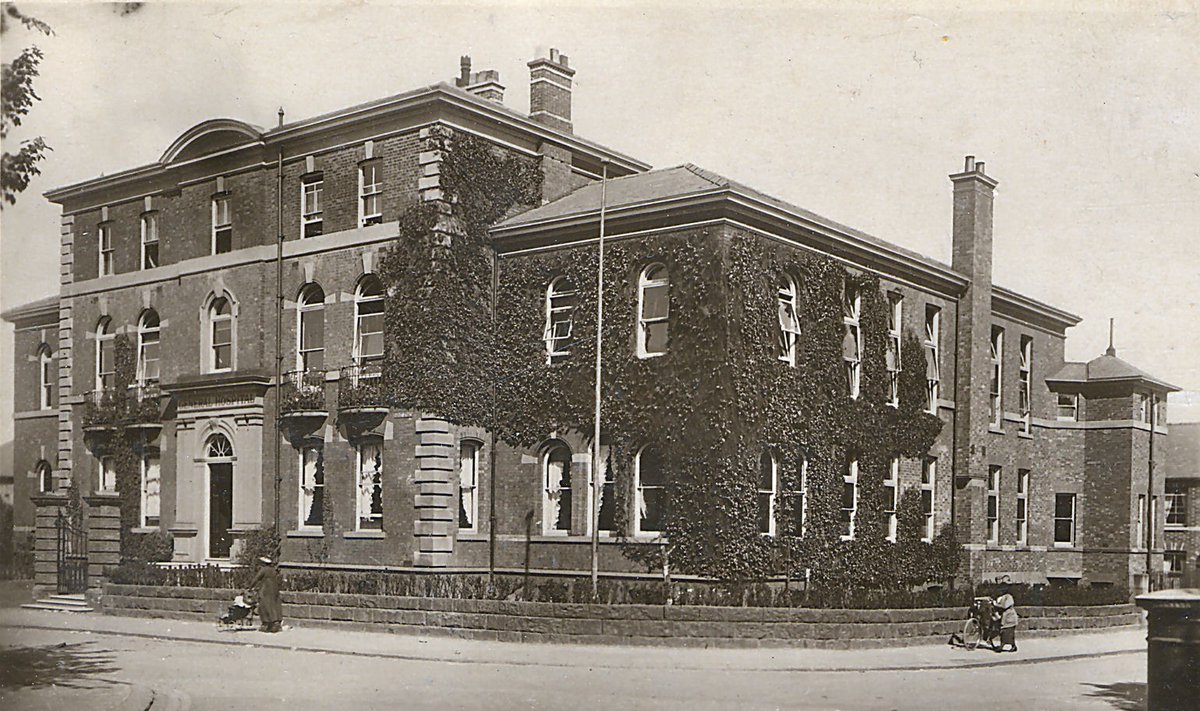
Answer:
[{"left": 993, "top": 578, "right": 1019, "bottom": 652}]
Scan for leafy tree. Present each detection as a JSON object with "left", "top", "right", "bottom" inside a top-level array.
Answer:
[{"left": 1, "top": 4, "right": 53, "bottom": 206}]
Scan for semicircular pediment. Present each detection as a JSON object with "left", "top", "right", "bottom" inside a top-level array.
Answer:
[{"left": 160, "top": 118, "right": 264, "bottom": 164}]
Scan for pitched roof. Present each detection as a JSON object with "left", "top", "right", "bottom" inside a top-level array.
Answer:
[
  {"left": 498, "top": 163, "right": 958, "bottom": 274},
  {"left": 497, "top": 164, "right": 1081, "bottom": 330},
  {"left": 1048, "top": 350, "right": 1179, "bottom": 391}
]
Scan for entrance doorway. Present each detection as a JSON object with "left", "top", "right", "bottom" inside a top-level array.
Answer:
[
  {"left": 208, "top": 463, "right": 233, "bottom": 558},
  {"left": 205, "top": 433, "right": 235, "bottom": 559}
]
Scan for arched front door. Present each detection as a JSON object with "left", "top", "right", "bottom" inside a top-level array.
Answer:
[{"left": 205, "top": 434, "right": 234, "bottom": 559}]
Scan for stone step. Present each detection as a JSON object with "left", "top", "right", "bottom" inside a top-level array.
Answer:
[
  {"left": 21, "top": 599, "right": 96, "bottom": 613},
  {"left": 47, "top": 593, "right": 87, "bottom": 603}
]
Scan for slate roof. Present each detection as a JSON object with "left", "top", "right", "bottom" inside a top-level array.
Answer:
[
  {"left": 498, "top": 163, "right": 958, "bottom": 276},
  {"left": 1048, "top": 350, "right": 1179, "bottom": 391}
]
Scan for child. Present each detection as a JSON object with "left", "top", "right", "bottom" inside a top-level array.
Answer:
[{"left": 993, "top": 580, "right": 1019, "bottom": 652}]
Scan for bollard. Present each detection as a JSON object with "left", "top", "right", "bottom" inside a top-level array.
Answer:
[{"left": 1134, "top": 589, "right": 1200, "bottom": 711}]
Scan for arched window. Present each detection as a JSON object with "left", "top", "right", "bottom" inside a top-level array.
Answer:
[
  {"left": 137, "top": 310, "right": 161, "bottom": 386},
  {"left": 544, "top": 277, "right": 577, "bottom": 364},
  {"left": 208, "top": 295, "right": 234, "bottom": 373},
  {"left": 458, "top": 440, "right": 481, "bottom": 531},
  {"left": 758, "top": 450, "right": 778, "bottom": 536},
  {"left": 297, "top": 284, "right": 325, "bottom": 372},
  {"left": 542, "top": 442, "right": 572, "bottom": 534},
  {"left": 354, "top": 276, "right": 384, "bottom": 376},
  {"left": 637, "top": 264, "right": 670, "bottom": 358},
  {"left": 635, "top": 444, "right": 667, "bottom": 535},
  {"left": 35, "top": 460, "right": 53, "bottom": 494},
  {"left": 356, "top": 437, "right": 383, "bottom": 530},
  {"left": 207, "top": 433, "right": 234, "bottom": 459},
  {"left": 95, "top": 317, "right": 115, "bottom": 391},
  {"left": 842, "top": 282, "right": 861, "bottom": 399},
  {"left": 37, "top": 343, "right": 53, "bottom": 410},
  {"left": 777, "top": 276, "right": 800, "bottom": 366}
]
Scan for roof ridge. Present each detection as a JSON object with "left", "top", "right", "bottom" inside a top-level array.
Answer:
[{"left": 682, "top": 163, "right": 730, "bottom": 188}]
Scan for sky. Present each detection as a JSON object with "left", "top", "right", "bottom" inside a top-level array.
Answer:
[{"left": 1, "top": 0, "right": 1198, "bottom": 448}]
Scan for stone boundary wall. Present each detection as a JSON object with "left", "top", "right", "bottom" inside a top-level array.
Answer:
[{"left": 99, "top": 584, "right": 1142, "bottom": 649}]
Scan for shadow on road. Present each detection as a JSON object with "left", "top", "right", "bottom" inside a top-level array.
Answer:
[
  {"left": 0, "top": 641, "right": 121, "bottom": 690},
  {"left": 1081, "top": 681, "right": 1146, "bottom": 711}
]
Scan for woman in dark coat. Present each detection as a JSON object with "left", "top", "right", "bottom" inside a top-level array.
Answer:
[{"left": 250, "top": 556, "right": 283, "bottom": 633}]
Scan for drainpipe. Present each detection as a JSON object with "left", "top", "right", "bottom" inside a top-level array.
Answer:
[
  {"left": 272, "top": 149, "right": 284, "bottom": 539},
  {"left": 488, "top": 244, "right": 499, "bottom": 583},
  {"left": 1146, "top": 392, "right": 1157, "bottom": 591}
]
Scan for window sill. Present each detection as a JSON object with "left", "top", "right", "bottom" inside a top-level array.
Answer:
[
  {"left": 1018, "top": 431, "right": 1033, "bottom": 440},
  {"left": 456, "top": 531, "right": 485, "bottom": 541},
  {"left": 343, "top": 530, "right": 385, "bottom": 539},
  {"left": 287, "top": 529, "right": 325, "bottom": 538},
  {"left": 130, "top": 526, "right": 160, "bottom": 535},
  {"left": 1052, "top": 543, "right": 1077, "bottom": 549},
  {"left": 988, "top": 425, "right": 1005, "bottom": 435},
  {"left": 628, "top": 534, "right": 667, "bottom": 544}
]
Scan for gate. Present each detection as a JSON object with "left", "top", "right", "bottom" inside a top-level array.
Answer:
[{"left": 56, "top": 506, "right": 88, "bottom": 594}]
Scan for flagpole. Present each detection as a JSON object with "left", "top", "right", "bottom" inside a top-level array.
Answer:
[{"left": 590, "top": 160, "right": 609, "bottom": 600}]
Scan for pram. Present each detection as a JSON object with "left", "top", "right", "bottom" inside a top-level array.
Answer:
[
  {"left": 218, "top": 593, "right": 257, "bottom": 630},
  {"left": 957, "top": 596, "right": 1000, "bottom": 650}
]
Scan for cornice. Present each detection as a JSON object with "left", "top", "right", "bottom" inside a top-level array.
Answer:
[{"left": 45, "top": 84, "right": 648, "bottom": 207}]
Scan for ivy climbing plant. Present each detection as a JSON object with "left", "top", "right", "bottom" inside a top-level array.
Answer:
[
  {"left": 377, "top": 126, "right": 958, "bottom": 588},
  {"left": 88, "top": 335, "right": 171, "bottom": 562}
]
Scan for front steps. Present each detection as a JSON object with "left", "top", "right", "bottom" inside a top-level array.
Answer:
[{"left": 21, "top": 593, "right": 95, "bottom": 613}]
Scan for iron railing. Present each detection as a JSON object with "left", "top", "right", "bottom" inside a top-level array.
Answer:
[{"left": 338, "top": 363, "right": 385, "bottom": 410}]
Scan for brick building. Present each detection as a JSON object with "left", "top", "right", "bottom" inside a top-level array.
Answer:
[
  {"left": 1163, "top": 422, "right": 1200, "bottom": 586},
  {"left": 3, "top": 51, "right": 1180, "bottom": 594}
]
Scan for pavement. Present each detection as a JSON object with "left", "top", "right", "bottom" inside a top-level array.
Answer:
[{"left": 0, "top": 580, "right": 1151, "bottom": 710}]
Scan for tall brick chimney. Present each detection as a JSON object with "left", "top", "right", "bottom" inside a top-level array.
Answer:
[
  {"left": 455, "top": 55, "right": 505, "bottom": 103},
  {"left": 527, "top": 48, "right": 574, "bottom": 133},
  {"left": 949, "top": 155, "right": 998, "bottom": 578}
]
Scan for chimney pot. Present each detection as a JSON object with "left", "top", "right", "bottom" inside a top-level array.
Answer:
[
  {"left": 458, "top": 56, "right": 471, "bottom": 87},
  {"left": 550, "top": 48, "right": 559, "bottom": 62},
  {"left": 976, "top": 161, "right": 986, "bottom": 174},
  {"left": 964, "top": 155, "right": 976, "bottom": 172}
]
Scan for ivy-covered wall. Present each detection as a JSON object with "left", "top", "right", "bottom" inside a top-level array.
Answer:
[{"left": 370, "top": 126, "right": 958, "bottom": 587}]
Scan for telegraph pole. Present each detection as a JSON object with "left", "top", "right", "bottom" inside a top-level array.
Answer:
[{"left": 590, "top": 161, "right": 609, "bottom": 599}]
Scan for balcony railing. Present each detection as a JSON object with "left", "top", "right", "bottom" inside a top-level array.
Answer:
[
  {"left": 82, "top": 382, "right": 161, "bottom": 429},
  {"left": 338, "top": 363, "right": 386, "bottom": 411},
  {"left": 280, "top": 369, "right": 328, "bottom": 414}
]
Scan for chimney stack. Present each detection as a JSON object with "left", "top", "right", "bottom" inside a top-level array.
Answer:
[
  {"left": 454, "top": 55, "right": 505, "bottom": 103},
  {"left": 948, "top": 155, "right": 1000, "bottom": 573},
  {"left": 527, "top": 48, "right": 575, "bottom": 133}
]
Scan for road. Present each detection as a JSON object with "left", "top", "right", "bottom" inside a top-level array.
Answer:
[{"left": 0, "top": 620, "right": 1146, "bottom": 710}]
